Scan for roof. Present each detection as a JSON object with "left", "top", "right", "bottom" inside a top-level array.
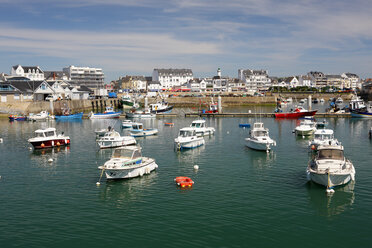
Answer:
[
  {"left": 8, "top": 80, "right": 46, "bottom": 93},
  {"left": 35, "top": 128, "right": 56, "bottom": 133},
  {"left": 13, "top": 65, "right": 43, "bottom": 73},
  {"left": 77, "top": 85, "right": 93, "bottom": 92},
  {"left": 155, "top": 68, "right": 193, "bottom": 76}
]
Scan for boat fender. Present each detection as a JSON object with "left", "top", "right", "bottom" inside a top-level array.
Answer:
[
  {"left": 311, "top": 145, "right": 316, "bottom": 150},
  {"left": 41, "top": 143, "right": 45, "bottom": 148}
]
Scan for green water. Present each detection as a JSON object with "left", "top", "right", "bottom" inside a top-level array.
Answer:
[{"left": 0, "top": 115, "right": 371, "bottom": 248}]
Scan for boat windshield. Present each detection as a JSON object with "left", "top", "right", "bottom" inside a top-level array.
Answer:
[
  {"left": 253, "top": 130, "right": 267, "bottom": 137},
  {"left": 191, "top": 122, "right": 202, "bottom": 128},
  {"left": 35, "top": 132, "right": 45, "bottom": 137},
  {"left": 179, "top": 130, "right": 192, "bottom": 137},
  {"left": 318, "top": 149, "right": 344, "bottom": 160},
  {"left": 315, "top": 134, "right": 333, "bottom": 140},
  {"left": 45, "top": 131, "right": 55, "bottom": 137},
  {"left": 113, "top": 149, "right": 136, "bottom": 158}
]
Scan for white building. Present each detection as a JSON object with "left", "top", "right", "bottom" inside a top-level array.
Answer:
[
  {"left": 152, "top": 68, "right": 193, "bottom": 89},
  {"left": 238, "top": 69, "right": 271, "bottom": 91},
  {"left": 63, "top": 65, "right": 104, "bottom": 89},
  {"left": 11, "top": 65, "right": 45, "bottom": 80},
  {"left": 298, "top": 75, "right": 313, "bottom": 87},
  {"left": 342, "top": 73, "right": 360, "bottom": 89}
]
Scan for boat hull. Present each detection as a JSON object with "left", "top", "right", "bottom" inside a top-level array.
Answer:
[
  {"left": 90, "top": 112, "right": 121, "bottom": 119},
  {"left": 130, "top": 129, "right": 158, "bottom": 137},
  {"left": 151, "top": 106, "right": 173, "bottom": 114},
  {"left": 125, "top": 112, "right": 156, "bottom": 118},
  {"left": 97, "top": 138, "right": 136, "bottom": 149},
  {"left": 350, "top": 110, "right": 372, "bottom": 118},
  {"left": 175, "top": 138, "right": 205, "bottom": 150},
  {"left": 29, "top": 138, "right": 70, "bottom": 149},
  {"left": 245, "top": 139, "right": 274, "bottom": 151},
  {"left": 295, "top": 129, "right": 315, "bottom": 136},
  {"left": 308, "top": 172, "right": 353, "bottom": 187},
  {"left": 55, "top": 112, "right": 83, "bottom": 120},
  {"left": 275, "top": 110, "right": 317, "bottom": 118},
  {"left": 103, "top": 160, "right": 158, "bottom": 179}
]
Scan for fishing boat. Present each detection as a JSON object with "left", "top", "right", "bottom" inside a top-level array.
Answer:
[
  {"left": 189, "top": 119, "right": 215, "bottom": 136},
  {"left": 8, "top": 114, "right": 27, "bottom": 121},
  {"left": 245, "top": 122, "right": 276, "bottom": 152},
  {"left": 201, "top": 97, "right": 218, "bottom": 114},
  {"left": 98, "top": 146, "right": 158, "bottom": 180},
  {"left": 96, "top": 129, "right": 136, "bottom": 149},
  {"left": 174, "top": 127, "right": 205, "bottom": 150},
  {"left": 122, "top": 119, "right": 135, "bottom": 128},
  {"left": 294, "top": 118, "right": 317, "bottom": 136},
  {"left": 125, "top": 108, "right": 156, "bottom": 118},
  {"left": 308, "top": 129, "right": 340, "bottom": 151},
  {"left": 28, "top": 110, "right": 49, "bottom": 121},
  {"left": 28, "top": 127, "right": 70, "bottom": 149},
  {"left": 307, "top": 144, "right": 355, "bottom": 188},
  {"left": 55, "top": 112, "right": 83, "bottom": 120},
  {"left": 129, "top": 123, "right": 158, "bottom": 137},
  {"left": 274, "top": 106, "right": 317, "bottom": 118},
  {"left": 149, "top": 100, "right": 173, "bottom": 114},
  {"left": 89, "top": 106, "right": 121, "bottom": 119},
  {"left": 350, "top": 100, "right": 372, "bottom": 118},
  {"left": 349, "top": 95, "right": 366, "bottom": 111},
  {"left": 121, "top": 93, "right": 138, "bottom": 108}
]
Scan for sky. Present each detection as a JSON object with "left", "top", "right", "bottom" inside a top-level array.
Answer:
[{"left": 1, "top": 0, "right": 372, "bottom": 82}]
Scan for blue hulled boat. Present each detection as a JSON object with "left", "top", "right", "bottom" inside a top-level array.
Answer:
[{"left": 55, "top": 112, "right": 84, "bottom": 120}]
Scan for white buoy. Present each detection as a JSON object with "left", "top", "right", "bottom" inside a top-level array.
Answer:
[
  {"left": 48, "top": 158, "right": 53, "bottom": 163},
  {"left": 194, "top": 165, "right": 199, "bottom": 170},
  {"left": 326, "top": 188, "right": 335, "bottom": 194},
  {"left": 96, "top": 182, "right": 101, "bottom": 186},
  {"left": 29, "top": 147, "right": 33, "bottom": 150},
  {"left": 227, "top": 131, "right": 230, "bottom": 134},
  {"left": 0, "top": 138, "right": 3, "bottom": 143}
]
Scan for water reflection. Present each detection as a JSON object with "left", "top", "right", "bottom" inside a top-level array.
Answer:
[
  {"left": 176, "top": 145, "right": 205, "bottom": 163},
  {"left": 246, "top": 149, "right": 277, "bottom": 169},
  {"left": 29, "top": 146, "right": 70, "bottom": 167},
  {"left": 98, "top": 172, "right": 158, "bottom": 207},
  {"left": 306, "top": 181, "right": 355, "bottom": 217}
]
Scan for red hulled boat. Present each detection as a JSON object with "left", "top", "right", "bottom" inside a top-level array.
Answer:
[
  {"left": 28, "top": 127, "right": 70, "bottom": 149},
  {"left": 275, "top": 107, "right": 317, "bottom": 118}
]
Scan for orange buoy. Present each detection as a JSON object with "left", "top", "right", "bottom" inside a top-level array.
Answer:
[
  {"left": 41, "top": 143, "right": 45, "bottom": 148},
  {"left": 311, "top": 145, "right": 316, "bottom": 150},
  {"left": 66, "top": 139, "right": 70, "bottom": 144},
  {"left": 56, "top": 142, "right": 61, "bottom": 146},
  {"left": 174, "top": 176, "right": 194, "bottom": 187}
]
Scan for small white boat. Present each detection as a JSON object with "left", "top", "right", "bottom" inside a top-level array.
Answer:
[
  {"left": 175, "top": 127, "right": 205, "bottom": 150},
  {"left": 28, "top": 127, "right": 70, "bottom": 149},
  {"left": 307, "top": 144, "right": 355, "bottom": 188},
  {"left": 98, "top": 146, "right": 158, "bottom": 180},
  {"left": 90, "top": 106, "right": 121, "bottom": 119},
  {"left": 308, "top": 129, "right": 340, "bottom": 151},
  {"left": 189, "top": 119, "right": 215, "bottom": 136},
  {"left": 122, "top": 120, "right": 135, "bottom": 128},
  {"left": 28, "top": 110, "right": 49, "bottom": 121},
  {"left": 294, "top": 118, "right": 317, "bottom": 136},
  {"left": 129, "top": 123, "right": 158, "bottom": 137},
  {"left": 96, "top": 130, "right": 136, "bottom": 149},
  {"left": 245, "top": 122, "right": 276, "bottom": 152},
  {"left": 125, "top": 109, "right": 156, "bottom": 118}
]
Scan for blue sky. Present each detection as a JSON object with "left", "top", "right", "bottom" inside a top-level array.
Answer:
[{"left": 1, "top": 0, "right": 372, "bottom": 82}]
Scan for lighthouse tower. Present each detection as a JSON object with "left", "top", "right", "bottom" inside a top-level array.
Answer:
[{"left": 217, "top": 68, "right": 221, "bottom": 77}]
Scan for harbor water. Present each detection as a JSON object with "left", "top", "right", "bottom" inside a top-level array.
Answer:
[{"left": 0, "top": 108, "right": 371, "bottom": 247}]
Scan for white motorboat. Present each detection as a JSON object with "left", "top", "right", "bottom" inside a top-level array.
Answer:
[
  {"left": 307, "top": 144, "right": 355, "bottom": 188},
  {"left": 97, "top": 130, "right": 136, "bottom": 149},
  {"left": 245, "top": 122, "right": 276, "bottom": 152},
  {"left": 98, "top": 146, "right": 158, "bottom": 180},
  {"left": 28, "top": 127, "right": 70, "bottom": 149},
  {"left": 308, "top": 129, "right": 340, "bottom": 151},
  {"left": 28, "top": 110, "right": 49, "bottom": 121},
  {"left": 174, "top": 127, "right": 205, "bottom": 150},
  {"left": 89, "top": 106, "right": 121, "bottom": 119},
  {"left": 294, "top": 118, "right": 317, "bottom": 136},
  {"left": 189, "top": 119, "right": 215, "bottom": 136},
  {"left": 125, "top": 109, "right": 156, "bottom": 118},
  {"left": 122, "top": 120, "right": 135, "bottom": 128},
  {"left": 129, "top": 123, "right": 158, "bottom": 137}
]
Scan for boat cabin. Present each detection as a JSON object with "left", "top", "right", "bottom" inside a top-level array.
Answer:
[
  {"left": 314, "top": 129, "right": 334, "bottom": 141},
  {"left": 316, "top": 145, "right": 344, "bottom": 161},
  {"left": 178, "top": 128, "right": 196, "bottom": 137},
  {"left": 190, "top": 120, "right": 206, "bottom": 128},
  {"left": 34, "top": 128, "right": 57, "bottom": 137},
  {"left": 253, "top": 123, "right": 264, "bottom": 129},
  {"left": 102, "top": 130, "right": 120, "bottom": 139},
  {"left": 131, "top": 123, "right": 144, "bottom": 130}
]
